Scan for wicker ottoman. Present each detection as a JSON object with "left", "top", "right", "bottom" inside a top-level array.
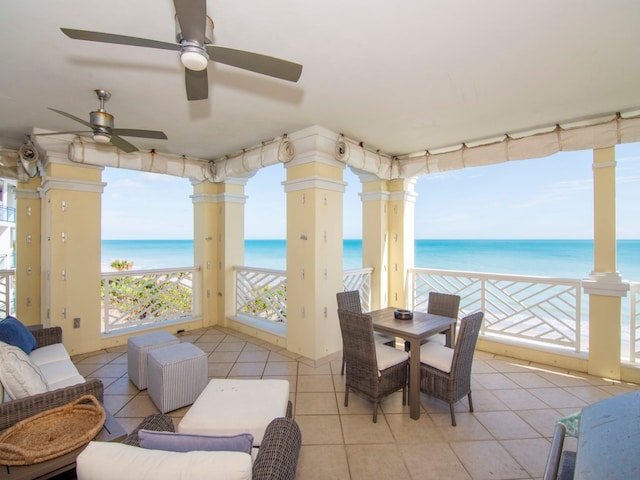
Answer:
[
  {"left": 127, "top": 331, "right": 179, "bottom": 389},
  {"left": 147, "top": 343, "right": 207, "bottom": 413},
  {"left": 178, "top": 379, "right": 290, "bottom": 446}
]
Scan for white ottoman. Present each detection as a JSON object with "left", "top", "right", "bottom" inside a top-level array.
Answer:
[
  {"left": 147, "top": 342, "right": 207, "bottom": 413},
  {"left": 178, "top": 379, "right": 290, "bottom": 446},
  {"left": 128, "top": 331, "right": 179, "bottom": 389}
]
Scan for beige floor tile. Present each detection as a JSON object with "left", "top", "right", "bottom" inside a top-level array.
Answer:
[
  {"left": 346, "top": 444, "right": 411, "bottom": 480},
  {"left": 337, "top": 390, "right": 379, "bottom": 416},
  {"left": 492, "top": 388, "right": 550, "bottom": 411},
  {"left": 451, "top": 440, "right": 529, "bottom": 480},
  {"left": 296, "top": 445, "right": 350, "bottom": 480},
  {"left": 466, "top": 389, "right": 510, "bottom": 412},
  {"left": 228, "top": 362, "right": 266, "bottom": 376},
  {"left": 501, "top": 438, "right": 552, "bottom": 478},
  {"left": 103, "top": 377, "right": 139, "bottom": 395},
  {"left": 379, "top": 391, "right": 411, "bottom": 415},
  {"left": 237, "top": 350, "right": 270, "bottom": 362},
  {"left": 528, "top": 388, "right": 587, "bottom": 409},
  {"left": 473, "top": 373, "right": 521, "bottom": 390},
  {"left": 385, "top": 413, "right": 445, "bottom": 443},
  {"left": 208, "top": 350, "right": 241, "bottom": 363},
  {"left": 207, "top": 362, "right": 234, "bottom": 377},
  {"left": 400, "top": 442, "right": 472, "bottom": 480},
  {"left": 537, "top": 371, "right": 591, "bottom": 387},
  {"left": 430, "top": 412, "right": 494, "bottom": 442},
  {"left": 561, "top": 385, "right": 614, "bottom": 403},
  {"left": 296, "top": 415, "right": 344, "bottom": 445},
  {"left": 74, "top": 351, "right": 124, "bottom": 364},
  {"left": 191, "top": 342, "right": 219, "bottom": 353},
  {"left": 214, "top": 341, "right": 246, "bottom": 352},
  {"left": 474, "top": 411, "right": 541, "bottom": 440},
  {"left": 103, "top": 394, "right": 135, "bottom": 415},
  {"left": 298, "top": 363, "right": 333, "bottom": 375},
  {"left": 115, "top": 394, "right": 158, "bottom": 418},
  {"left": 340, "top": 414, "right": 395, "bottom": 444},
  {"left": 472, "top": 359, "right": 499, "bottom": 373},
  {"left": 86, "top": 363, "right": 128, "bottom": 379},
  {"left": 504, "top": 372, "right": 557, "bottom": 389},
  {"left": 485, "top": 358, "right": 532, "bottom": 373},
  {"left": 297, "top": 374, "right": 335, "bottom": 393},
  {"left": 263, "top": 361, "right": 299, "bottom": 376},
  {"left": 515, "top": 409, "right": 564, "bottom": 437},
  {"left": 74, "top": 363, "right": 104, "bottom": 377},
  {"left": 295, "top": 392, "right": 339, "bottom": 415}
]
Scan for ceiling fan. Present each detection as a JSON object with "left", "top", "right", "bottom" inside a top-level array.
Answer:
[
  {"left": 60, "top": 0, "right": 303, "bottom": 101},
  {"left": 42, "top": 89, "right": 168, "bottom": 153}
]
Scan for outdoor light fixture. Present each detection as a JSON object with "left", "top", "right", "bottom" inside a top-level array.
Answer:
[{"left": 180, "top": 45, "right": 209, "bottom": 71}]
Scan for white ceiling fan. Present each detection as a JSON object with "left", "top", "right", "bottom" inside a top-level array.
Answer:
[{"left": 60, "top": 0, "right": 303, "bottom": 101}]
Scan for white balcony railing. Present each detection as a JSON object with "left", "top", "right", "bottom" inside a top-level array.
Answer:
[
  {"left": 0, "top": 269, "right": 15, "bottom": 318},
  {"left": 101, "top": 267, "right": 200, "bottom": 334},
  {"left": 342, "top": 268, "right": 373, "bottom": 311},
  {"left": 408, "top": 268, "right": 585, "bottom": 352},
  {"left": 234, "top": 266, "right": 287, "bottom": 323},
  {"left": 630, "top": 282, "right": 640, "bottom": 362}
]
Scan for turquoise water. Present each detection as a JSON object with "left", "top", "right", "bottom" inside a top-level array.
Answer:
[{"left": 102, "top": 239, "right": 640, "bottom": 281}]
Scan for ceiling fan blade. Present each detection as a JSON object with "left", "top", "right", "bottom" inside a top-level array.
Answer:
[
  {"left": 109, "top": 135, "right": 138, "bottom": 153},
  {"left": 173, "top": 0, "right": 206, "bottom": 44},
  {"left": 185, "top": 69, "right": 209, "bottom": 101},
  {"left": 60, "top": 28, "right": 180, "bottom": 51},
  {"left": 48, "top": 108, "right": 94, "bottom": 128},
  {"left": 111, "top": 129, "right": 168, "bottom": 140},
  {"left": 33, "top": 130, "right": 89, "bottom": 136},
  {"left": 205, "top": 45, "right": 302, "bottom": 82}
]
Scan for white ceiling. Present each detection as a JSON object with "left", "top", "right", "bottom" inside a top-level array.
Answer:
[{"left": 1, "top": 0, "right": 639, "bottom": 161}]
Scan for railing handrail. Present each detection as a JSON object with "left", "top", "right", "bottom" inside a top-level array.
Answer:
[
  {"left": 102, "top": 266, "right": 199, "bottom": 278},
  {"left": 409, "top": 267, "right": 583, "bottom": 286}
]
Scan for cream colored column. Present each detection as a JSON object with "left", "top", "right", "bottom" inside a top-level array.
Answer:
[
  {"left": 192, "top": 178, "right": 248, "bottom": 327},
  {"left": 39, "top": 153, "right": 105, "bottom": 355},
  {"left": 583, "top": 146, "right": 629, "bottom": 379},
  {"left": 15, "top": 177, "right": 43, "bottom": 326},
  {"left": 284, "top": 127, "right": 345, "bottom": 361},
  {"left": 387, "top": 178, "right": 417, "bottom": 307},
  {"left": 357, "top": 173, "right": 390, "bottom": 310}
]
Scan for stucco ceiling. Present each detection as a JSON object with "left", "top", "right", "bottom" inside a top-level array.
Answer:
[{"left": 1, "top": 0, "right": 639, "bottom": 161}]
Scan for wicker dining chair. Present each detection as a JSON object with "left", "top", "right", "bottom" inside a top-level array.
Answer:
[
  {"left": 336, "top": 290, "right": 395, "bottom": 375},
  {"left": 337, "top": 309, "right": 409, "bottom": 422},
  {"left": 418, "top": 311, "right": 484, "bottom": 426},
  {"left": 405, "top": 291, "right": 461, "bottom": 351}
]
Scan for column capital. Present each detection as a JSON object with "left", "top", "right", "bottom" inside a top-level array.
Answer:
[{"left": 583, "top": 272, "right": 630, "bottom": 297}]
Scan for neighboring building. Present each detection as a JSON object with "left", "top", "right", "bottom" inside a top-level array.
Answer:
[{"left": 0, "top": 178, "right": 16, "bottom": 269}]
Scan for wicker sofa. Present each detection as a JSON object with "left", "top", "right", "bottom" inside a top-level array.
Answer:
[
  {"left": 77, "top": 413, "right": 302, "bottom": 480},
  {"left": 0, "top": 326, "right": 104, "bottom": 432}
]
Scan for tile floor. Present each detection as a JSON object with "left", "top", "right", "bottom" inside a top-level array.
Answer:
[{"left": 72, "top": 326, "right": 640, "bottom": 480}]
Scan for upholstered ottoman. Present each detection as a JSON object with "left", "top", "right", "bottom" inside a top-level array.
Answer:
[
  {"left": 147, "top": 343, "right": 207, "bottom": 413},
  {"left": 127, "top": 331, "right": 179, "bottom": 389},
  {"left": 178, "top": 379, "right": 290, "bottom": 446}
]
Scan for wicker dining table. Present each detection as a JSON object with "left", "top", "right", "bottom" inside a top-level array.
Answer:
[{"left": 369, "top": 307, "right": 455, "bottom": 420}]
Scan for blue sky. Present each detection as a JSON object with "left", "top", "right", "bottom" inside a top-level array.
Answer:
[{"left": 101, "top": 143, "right": 640, "bottom": 240}]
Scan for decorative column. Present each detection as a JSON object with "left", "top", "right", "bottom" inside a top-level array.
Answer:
[
  {"left": 583, "top": 146, "right": 629, "bottom": 379},
  {"left": 15, "top": 177, "right": 43, "bottom": 326},
  {"left": 192, "top": 177, "right": 248, "bottom": 327},
  {"left": 357, "top": 173, "right": 390, "bottom": 310},
  {"left": 284, "top": 126, "right": 346, "bottom": 361},
  {"left": 387, "top": 178, "right": 417, "bottom": 307},
  {"left": 39, "top": 152, "right": 106, "bottom": 355}
]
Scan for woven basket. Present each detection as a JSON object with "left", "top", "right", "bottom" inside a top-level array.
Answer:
[{"left": 0, "top": 394, "right": 106, "bottom": 466}]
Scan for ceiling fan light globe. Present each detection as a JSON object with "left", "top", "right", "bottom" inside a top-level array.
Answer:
[
  {"left": 181, "top": 51, "right": 208, "bottom": 71},
  {"left": 93, "top": 133, "right": 111, "bottom": 144}
]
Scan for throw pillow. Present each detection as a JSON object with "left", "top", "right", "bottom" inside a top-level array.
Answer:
[
  {"left": 0, "top": 316, "right": 37, "bottom": 354},
  {"left": 0, "top": 341, "right": 48, "bottom": 400},
  {"left": 138, "top": 429, "right": 254, "bottom": 455}
]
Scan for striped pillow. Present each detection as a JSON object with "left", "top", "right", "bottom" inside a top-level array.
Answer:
[{"left": 0, "top": 341, "right": 48, "bottom": 400}]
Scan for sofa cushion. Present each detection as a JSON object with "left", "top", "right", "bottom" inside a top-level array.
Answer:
[
  {"left": 37, "top": 359, "right": 84, "bottom": 390},
  {"left": 138, "top": 430, "right": 254, "bottom": 455},
  {"left": 0, "top": 316, "right": 37, "bottom": 354},
  {"left": 419, "top": 341, "right": 454, "bottom": 373},
  {"left": 29, "top": 343, "right": 71, "bottom": 367},
  {"left": 76, "top": 441, "right": 252, "bottom": 480},
  {"left": 0, "top": 341, "right": 48, "bottom": 400}
]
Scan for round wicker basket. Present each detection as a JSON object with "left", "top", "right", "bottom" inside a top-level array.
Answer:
[{"left": 0, "top": 394, "right": 106, "bottom": 466}]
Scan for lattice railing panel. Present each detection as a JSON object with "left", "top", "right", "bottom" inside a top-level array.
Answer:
[
  {"left": 630, "top": 283, "right": 640, "bottom": 362},
  {"left": 102, "top": 267, "right": 197, "bottom": 333},
  {"left": 410, "top": 269, "right": 582, "bottom": 351},
  {"left": 235, "top": 267, "right": 287, "bottom": 323},
  {"left": 343, "top": 268, "right": 373, "bottom": 311}
]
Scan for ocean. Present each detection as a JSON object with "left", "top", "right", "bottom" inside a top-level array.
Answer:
[{"left": 101, "top": 239, "right": 640, "bottom": 281}]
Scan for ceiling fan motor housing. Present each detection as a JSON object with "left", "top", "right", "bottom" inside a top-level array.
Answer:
[
  {"left": 175, "top": 15, "right": 214, "bottom": 44},
  {"left": 90, "top": 110, "right": 114, "bottom": 130}
]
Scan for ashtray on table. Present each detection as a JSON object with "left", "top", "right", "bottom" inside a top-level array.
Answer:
[{"left": 394, "top": 309, "right": 413, "bottom": 320}]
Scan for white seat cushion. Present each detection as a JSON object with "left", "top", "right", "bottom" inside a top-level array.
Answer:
[
  {"left": 375, "top": 344, "right": 408, "bottom": 373},
  {"left": 29, "top": 343, "right": 71, "bottom": 367},
  {"left": 37, "top": 359, "right": 84, "bottom": 389},
  {"left": 424, "top": 333, "right": 446, "bottom": 345},
  {"left": 178, "top": 379, "right": 289, "bottom": 446},
  {"left": 419, "top": 342, "right": 454, "bottom": 373},
  {"left": 77, "top": 441, "right": 252, "bottom": 480},
  {"left": 373, "top": 332, "right": 395, "bottom": 345}
]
